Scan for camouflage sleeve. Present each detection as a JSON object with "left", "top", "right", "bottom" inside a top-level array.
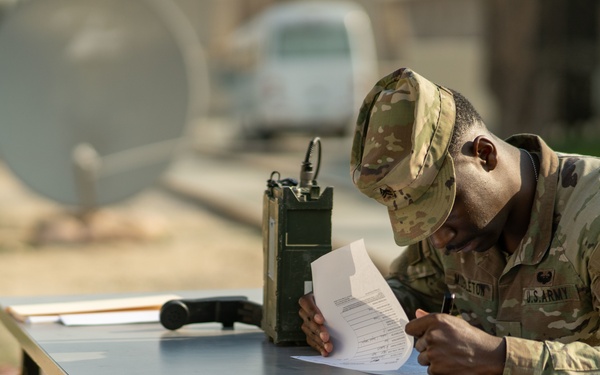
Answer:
[
  {"left": 385, "top": 240, "right": 448, "bottom": 320},
  {"left": 503, "top": 337, "right": 600, "bottom": 375},
  {"left": 503, "top": 243, "right": 600, "bottom": 374}
]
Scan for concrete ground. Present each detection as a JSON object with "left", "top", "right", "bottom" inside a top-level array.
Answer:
[{"left": 0, "top": 162, "right": 264, "bottom": 372}]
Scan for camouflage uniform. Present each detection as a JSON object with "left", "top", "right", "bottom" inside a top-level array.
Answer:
[{"left": 352, "top": 68, "right": 600, "bottom": 374}]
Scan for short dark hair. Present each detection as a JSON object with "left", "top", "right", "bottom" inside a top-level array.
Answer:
[{"left": 448, "top": 89, "right": 484, "bottom": 156}]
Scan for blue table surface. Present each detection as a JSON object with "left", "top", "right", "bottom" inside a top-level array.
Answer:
[{"left": 0, "top": 289, "right": 427, "bottom": 375}]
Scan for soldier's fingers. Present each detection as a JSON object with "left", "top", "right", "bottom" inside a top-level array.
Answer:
[
  {"left": 298, "top": 305, "right": 315, "bottom": 325},
  {"left": 299, "top": 308, "right": 327, "bottom": 339},
  {"left": 417, "top": 350, "right": 430, "bottom": 367},
  {"left": 414, "top": 336, "right": 428, "bottom": 353},
  {"left": 305, "top": 334, "right": 330, "bottom": 357},
  {"left": 301, "top": 322, "right": 334, "bottom": 356},
  {"left": 298, "top": 294, "right": 325, "bottom": 324}
]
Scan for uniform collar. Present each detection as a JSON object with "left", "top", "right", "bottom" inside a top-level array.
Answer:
[{"left": 504, "top": 134, "right": 560, "bottom": 266}]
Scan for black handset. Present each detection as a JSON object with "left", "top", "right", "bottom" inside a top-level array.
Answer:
[{"left": 160, "top": 296, "right": 262, "bottom": 330}]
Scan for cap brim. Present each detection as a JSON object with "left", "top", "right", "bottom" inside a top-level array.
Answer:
[{"left": 387, "top": 154, "right": 456, "bottom": 246}]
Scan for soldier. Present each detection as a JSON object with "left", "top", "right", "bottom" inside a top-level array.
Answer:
[{"left": 298, "top": 67, "right": 600, "bottom": 374}]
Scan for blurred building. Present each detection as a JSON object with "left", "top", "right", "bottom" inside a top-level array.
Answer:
[
  {"left": 172, "top": 0, "right": 495, "bottom": 126},
  {"left": 487, "top": 0, "right": 599, "bottom": 140},
  {"left": 172, "top": 0, "right": 600, "bottom": 142},
  {"left": 2, "top": 0, "right": 596, "bottom": 141}
]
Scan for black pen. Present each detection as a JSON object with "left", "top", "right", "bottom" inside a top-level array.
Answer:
[{"left": 441, "top": 292, "right": 455, "bottom": 314}]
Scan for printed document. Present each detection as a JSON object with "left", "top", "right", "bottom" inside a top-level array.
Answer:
[{"left": 293, "top": 239, "right": 413, "bottom": 372}]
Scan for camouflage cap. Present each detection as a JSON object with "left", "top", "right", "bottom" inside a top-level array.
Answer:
[{"left": 350, "top": 68, "right": 457, "bottom": 246}]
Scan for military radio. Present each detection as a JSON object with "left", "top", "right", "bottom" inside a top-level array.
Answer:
[{"left": 261, "top": 137, "right": 333, "bottom": 344}]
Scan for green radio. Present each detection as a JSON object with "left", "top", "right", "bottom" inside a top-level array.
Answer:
[{"left": 261, "top": 137, "right": 333, "bottom": 344}]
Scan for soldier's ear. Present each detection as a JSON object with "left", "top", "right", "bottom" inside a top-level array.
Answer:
[{"left": 472, "top": 136, "right": 497, "bottom": 171}]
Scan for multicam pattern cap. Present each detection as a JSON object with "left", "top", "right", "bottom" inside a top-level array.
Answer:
[{"left": 351, "top": 68, "right": 457, "bottom": 246}]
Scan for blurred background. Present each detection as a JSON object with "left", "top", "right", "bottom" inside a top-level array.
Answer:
[{"left": 0, "top": 0, "right": 599, "bottom": 372}]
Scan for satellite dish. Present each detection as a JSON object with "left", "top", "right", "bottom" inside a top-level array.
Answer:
[{"left": 0, "top": 0, "right": 208, "bottom": 212}]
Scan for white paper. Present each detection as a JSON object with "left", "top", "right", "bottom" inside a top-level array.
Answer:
[
  {"left": 7, "top": 294, "right": 180, "bottom": 321},
  {"left": 60, "top": 310, "right": 160, "bottom": 326},
  {"left": 25, "top": 315, "right": 60, "bottom": 324},
  {"left": 294, "top": 239, "right": 413, "bottom": 372}
]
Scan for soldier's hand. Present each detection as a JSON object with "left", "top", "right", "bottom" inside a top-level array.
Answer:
[
  {"left": 298, "top": 292, "right": 333, "bottom": 356},
  {"left": 406, "top": 309, "right": 506, "bottom": 375}
]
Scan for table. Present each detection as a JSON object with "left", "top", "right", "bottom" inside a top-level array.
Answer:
[{"left": 0, "top": 289, "right": 427, "bottom": 374}]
